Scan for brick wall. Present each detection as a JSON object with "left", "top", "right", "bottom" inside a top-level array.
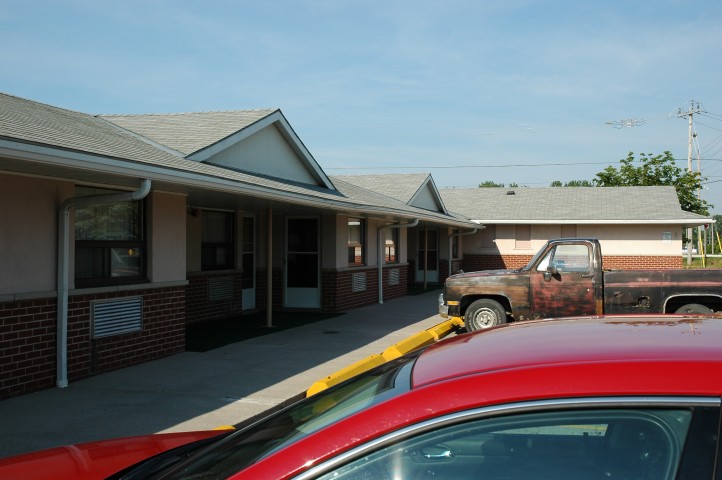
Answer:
[
  {"left": 0, "top": 286, "right": 185, "bottom": 400},
  {"left": 461, "top": 254, "right": 683, "bottom": 272},
  {"left": 462, "top": 254, "right": 533, "bottom": 272},
  {"left": 322, "top": 266, "right": 408, "bottom": 312},
  {"left": 0, "top": 297, "right": 56, "bottom": 399},
  {"left": 186, "top": 272, "right": 243, "bottom": 324},
  {"left": 601, "top": 256, "right": 682, "bottom": 269}
]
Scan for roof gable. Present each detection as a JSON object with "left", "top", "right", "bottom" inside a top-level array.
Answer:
[
  {"left": 333, "top": 173, "right": 448, "bottom": 214},
  {"left": 439, "top": 186, "right": 711, "bottom": 225},
  {"left": 101, "top": 109, "right": 335, "bottom": 189}
]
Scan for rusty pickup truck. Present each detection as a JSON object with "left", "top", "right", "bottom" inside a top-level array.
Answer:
[{"left": 439, "top": 238, "right": 722, "bottom": 331}]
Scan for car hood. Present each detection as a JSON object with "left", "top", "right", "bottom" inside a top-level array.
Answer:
[
  {"left": 0, "top": 430, "right": 225, "bottom": 480},
  {"left": 448, "top": 268, "right": 521, "bottom": 281}
]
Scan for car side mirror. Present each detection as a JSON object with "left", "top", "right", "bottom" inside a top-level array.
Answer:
[{"left": 544, "top": 264, "right": 558, "bottom": 282}]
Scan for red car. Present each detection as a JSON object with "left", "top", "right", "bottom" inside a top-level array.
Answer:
[{"left": 2, "top": 314, "right": 722, "bottom": 479}]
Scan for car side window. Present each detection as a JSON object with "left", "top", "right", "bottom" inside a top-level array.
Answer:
[
  {"left": 314, "top": 408, "right": 692, "bottom": 480},
  {"left": 536, "top": 244, "right": 590, "bottom": 273}
]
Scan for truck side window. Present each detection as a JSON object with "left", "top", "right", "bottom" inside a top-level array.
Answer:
[{"left": 537, "top": 244, "right": 590, "bottom": 273}]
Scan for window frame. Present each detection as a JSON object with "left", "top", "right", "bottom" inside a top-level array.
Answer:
[
  {"left": 384, "top": 227, "right": 399, "bottom": 264},
  {"left": 74, "top": 188, "right": 147, "bottom": 288},
  {"left": 347, "top": 218, "right": 366, "bottom": 266},
  {"left": 201, "top": 210, "right": 235, "bottom": 271},
  {"left": 451, "top": 229, "right": 460, "bottom": 260}
]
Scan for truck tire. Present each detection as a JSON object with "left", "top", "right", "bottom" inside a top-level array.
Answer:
[
  {"left": 465, "top": 299, "right": 507, "bottom": 331},
  {"left": 674, "top": 303, "right": 713, "bottom": 314}
]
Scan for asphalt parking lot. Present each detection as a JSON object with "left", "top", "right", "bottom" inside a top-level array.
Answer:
[{"left": 0, "top": 289, "right": 444, "bottom": 458}]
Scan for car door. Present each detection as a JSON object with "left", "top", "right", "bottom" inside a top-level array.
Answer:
[
  {"left": 305, "top": 397, "right": 720, "bottom": 480},
  {"left": 529, "top": 242, "right": 597, "bottom": 318}
]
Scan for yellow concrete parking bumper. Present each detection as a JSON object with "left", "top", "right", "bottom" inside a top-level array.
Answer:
[{"left": 306, "top": 317, "right": 464, "bottom": 397}]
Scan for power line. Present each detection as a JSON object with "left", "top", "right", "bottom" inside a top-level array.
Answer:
[{"left": 326, "top": 158, "right": 722, "bottom": 170}]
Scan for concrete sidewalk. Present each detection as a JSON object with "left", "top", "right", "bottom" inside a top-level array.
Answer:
[{"left": 0, "top": 289, "right": 444, "bottom": 459}]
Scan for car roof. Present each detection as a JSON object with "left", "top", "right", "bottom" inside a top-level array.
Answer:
[{"left": 412, "top": 315, "right": 722, "bottom": 388}]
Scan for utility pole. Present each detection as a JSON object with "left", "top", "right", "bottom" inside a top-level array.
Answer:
[{"left": 677, "top": 100, "right": 705, "bottom": 263}]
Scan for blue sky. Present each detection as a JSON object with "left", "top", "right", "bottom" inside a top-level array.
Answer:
[{"left": 2, "top": 0, "right": 722, "bottom": 213}]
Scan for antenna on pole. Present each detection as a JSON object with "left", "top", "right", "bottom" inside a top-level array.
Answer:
[{"left": 605, "top": 118, "right": 646, "bottom": 128}]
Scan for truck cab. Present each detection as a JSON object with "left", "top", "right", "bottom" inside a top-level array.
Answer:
[{"left": 440, "top": 238, "right": 604, "bottom": 330}]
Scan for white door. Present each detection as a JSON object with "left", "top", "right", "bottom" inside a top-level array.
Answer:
[
  {"left": 241, "top": 215, "right": 255, "bottom": 310},
  {"left": 285, "top": 217, "right": 320, "bottom": 308}
]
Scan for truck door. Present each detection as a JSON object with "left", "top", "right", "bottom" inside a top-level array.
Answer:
[{"left": 529, "top": 243, "right": 597, "bottom": 318}]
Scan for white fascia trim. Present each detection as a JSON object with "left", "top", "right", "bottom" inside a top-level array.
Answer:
[
  {"left": 0, "top": 141, "right": 473, "bottom": 228},
  {"left": 186, "top": 110, "right": 336, "bottom": 190}
]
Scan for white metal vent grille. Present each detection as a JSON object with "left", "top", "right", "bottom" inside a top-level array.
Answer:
[
  {"left": 208, "top": 276, "right": 234, "bottom": 301},
  {"left": 388, "top": 268, "right": 400, "bottom": 286},
  {"left": 352, "top": 272, "right": 367, "bottom": 292},
  {"left": 92, "top": 297, "right": 143, "bottom": 339}
]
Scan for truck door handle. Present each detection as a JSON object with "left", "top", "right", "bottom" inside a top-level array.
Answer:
[{"left": 580, "top": 273, "right": 595, "bottom": 278}]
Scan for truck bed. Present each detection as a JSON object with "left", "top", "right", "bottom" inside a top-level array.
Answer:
[{"left": 602, "top": 268, "right": 722, "bottom": 314}]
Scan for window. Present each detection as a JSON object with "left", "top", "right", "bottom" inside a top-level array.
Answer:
[
  {"left": 536, "top": 243, "right": 591, "bottom": 273},
  {"left": 384, "top": 228, "right": 398, "bottom": 264},
  {"left": 515, "top": 224, "right": 531, "bottom": 249},
  {"left": 202, "top": 211, "right": 234, "bottom": 270},
  {"left": 317, "top": 407, "right": 696, "bottom": 480},
  {"left": 348, "top": 218, "right": 365, "bottom": 266},
  {"left": 74, "top": 187, "right": 145, "bottom": 287},
  {"left": 451, "top": 229, "right": 460, "bottom": 259}
]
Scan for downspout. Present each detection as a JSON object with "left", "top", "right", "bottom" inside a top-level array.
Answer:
[
  {"left": 266, "top": 207, "right": 273, "bottom": 328},
  {"left": 447, "top": 227, "right": 481, "bottom": 279},
  {"left": 56, "top": 179, "right": 151, "bottom": 388},
  {"left": 377, "top": 219, "right": 419, "bottom": 304}
]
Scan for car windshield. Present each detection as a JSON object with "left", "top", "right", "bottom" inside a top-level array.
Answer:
[
  {"left": 520, "top": 242, "right": 550, "bottom": 271},
  {"left": 145, "top": 351, "right": 419, "bottom": 480}
]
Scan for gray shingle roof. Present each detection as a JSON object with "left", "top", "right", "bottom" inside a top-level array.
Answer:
[
  {"left": 0, "top": 92, "right": 184, "bottom": 165},
  {"left": 332, "top": 173, "right": 432, "bottom": 204},
  {"left": 0, "top": 93, "right": 475, "bottom": 227},
  {"left": 439, "top": 186, "right": 708, "bottom": 223},
  {"left": 100, "top": 109, "right": 277, "bottom": 156}
]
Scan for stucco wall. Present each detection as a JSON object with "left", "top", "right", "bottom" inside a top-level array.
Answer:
[
  {"left": 463, "top": 224, "right": 684, "bottom": 257},
  {"left": 0, "top": 174, "right": 73, "bottom": 295},
  {"left": 149, "top": 191, "right": 187, "bottom": 282}
]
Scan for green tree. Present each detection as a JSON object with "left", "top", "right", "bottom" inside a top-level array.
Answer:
[
  {"left": 550, "top": 180, "right": 593, "bottom": 187},
  {"left": 478, "top": 180, "right": 505, "bottom": 188},
  {"left": 594, "top": 151, "right": 711, "bottom": 215}
]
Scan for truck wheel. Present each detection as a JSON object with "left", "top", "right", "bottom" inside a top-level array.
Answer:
[
  {"left": 465, "top": 299, "right": 507, "bottom": 331},
  {"left": 674, "top": 303, "right": 713, "bottom": 314}
]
